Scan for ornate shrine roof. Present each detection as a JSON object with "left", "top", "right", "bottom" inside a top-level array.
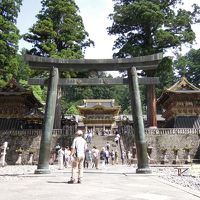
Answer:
[
  {"left": 78, "top": 99, "right": 121, "bottom": 115},
  {"left": 0, "top": 79, "right": 43, "bottom": 107},
  {"left": 167, "top": 76, "right": 200, "bottom": 93},
  {"left": 157, "top": 77, "right": 200, "bottom": 105}
]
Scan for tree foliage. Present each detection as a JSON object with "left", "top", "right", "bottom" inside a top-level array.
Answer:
[
  {"left": 23, "top": 0, "right": 94, "bottom": 59},
  {"left": 16, "top": 49, "right": 32, "bottom": 81},
  {"left": 19, "top": 79, "right": 47, "bottom": 105},
  {"left": 61, "top": 72, "right": 131, "bottom": 114},
  {"left": 174, "top": 48, "right": 200, "bottom": 87},
  {"left": 23, "top": 0, "right": 94, "bottom": 118},
  {"left": 155, "top": 56, "right": 174, "bottom": 96},
  {"left": 108, "top": 0, "right": 200, "bottom": 58},
  {"left": 0, "top": 0, "right": 22, "bottom": 81},
  {"left": 108, "top": 0, "right": 200, "bottom": 112}
]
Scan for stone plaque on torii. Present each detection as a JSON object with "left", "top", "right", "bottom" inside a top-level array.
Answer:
[{"left": 25, "top": 52, "right": 163, "bottom": 174}]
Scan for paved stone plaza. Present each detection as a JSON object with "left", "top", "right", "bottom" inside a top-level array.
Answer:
[{"left": 0, "top": 165, "right": 200, "bottom": 200}]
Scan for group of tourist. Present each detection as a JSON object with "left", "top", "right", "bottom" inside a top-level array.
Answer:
[
  {"left": 83, "top": 130, "right": 93, "bottom": 144},
  {"left": 52, "top": 144, "right": 72, "bottom": 170},
  {"left": 84, "top": 145, "right": 120, "bottom": 169},
  {"left": 83, "top": 128, "right": 116, "bottom": 143},
  {"left": 53, "top": 129, "right": 135, "bottom": 184}
]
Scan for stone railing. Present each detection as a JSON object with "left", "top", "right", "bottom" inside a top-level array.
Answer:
[
  {"left": 144, "top": 128, "right": 200, "bottom": 135},
  {"left": 1, "top": 128, "right": 199, "bottom": 136},
  {"left": 121, "top": 127, "right": 200, "bottom": 136},
  {"left": 0, "top": 129, "right": 74, "bottom": 136}
]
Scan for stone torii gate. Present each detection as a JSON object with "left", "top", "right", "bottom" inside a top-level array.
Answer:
[{"left": 25, "top": 53, "right": 163, "bottom": 174}]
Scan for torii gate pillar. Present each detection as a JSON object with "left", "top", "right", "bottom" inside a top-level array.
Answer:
[
  {"left": 35, "top": 67, "right": 59, "bottom": 174},
  {"left": 128, "top": 67, "right": 151, "bottom": 174}
]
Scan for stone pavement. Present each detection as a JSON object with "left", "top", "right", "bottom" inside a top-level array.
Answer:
[{"left": 0, "top": 165, "right": 200, "bottom": 200}]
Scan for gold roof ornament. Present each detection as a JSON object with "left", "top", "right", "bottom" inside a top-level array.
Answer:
[{"left": 166, "top": 77, "right": 200, "bottom": 92}]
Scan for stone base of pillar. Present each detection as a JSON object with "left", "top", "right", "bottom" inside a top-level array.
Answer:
[
  {"left": 136, "top": 167, "right": 152, "bottom": 174},
  {"left": 34, "top": 169, "right": 51, "bottom": 174}
]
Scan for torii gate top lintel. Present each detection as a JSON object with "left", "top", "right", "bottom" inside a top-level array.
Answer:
[{"left": 25, "top": 52, "right": 163, "bottom": 71}]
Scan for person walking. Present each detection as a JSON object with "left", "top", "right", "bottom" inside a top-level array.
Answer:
[
  {"left": 58, "top": 147, "right": 65, "bottom": 170},
  {"left": 127, "top": 151, "right": 132, "bottom": 166},
  {"left": 100, "top": 147, "right": 106, "bottom": 168},
  {"left": 68, "top": 130, "right": 87, "bottom": 184},
  {"left": 105, "top": 149, "right": 110, "bottom": 165},
  {"left": 92, "top": 146, "right": 99, "bottom": 169},
  {"left": 84, "top": 148, "right": 93, "bottom": 168},
  {"left": 64, "top": 146, "right": 71, "bottom": 168},
  {"left": 110, "top": 150, "right": 115, "bottom": 165}
]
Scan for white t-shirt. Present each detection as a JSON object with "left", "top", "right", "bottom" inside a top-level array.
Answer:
[
  {"left": 72, "top": 136, "right": 87, "bottom": 158},
  {"left": 92, "top": 148, "right": 99, "bottom": 158}
]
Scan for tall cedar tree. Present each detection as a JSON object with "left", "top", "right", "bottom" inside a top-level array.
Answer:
[
  {"left": 108, "top": 0, "right": 200, "bottom": 58},
  {"left": 23, "top": 0, "right": 93, "bottom": 59},
  {"left": 0, "top": 0, "right": 22, "bottom": 81},
  {"left": 23, "top": 0, "right": 94, "bottom": 127},
  {"left": 108, "top": 0, "right": 200, "bottom": 111}
]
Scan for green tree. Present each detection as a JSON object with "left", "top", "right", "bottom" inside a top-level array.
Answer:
[
  {"left": 108, "top": 0, "right": 200, "bottom": 112},
  {"left": 23, "top": 0, "right": 94, "bottom": 126},
  {"left": 16, "top": 49, "right": 32, "bottom": 81},
  {"left": 174, "top": 49, "right": 200, "bottom": 87},
  {"left": 156, "top": 57, "right": 174, "bottom": 95},
  {"left": 23, "top": 0, "right": 93, "bottom": 59},
  {"left": 19, "top": 79, "right": 46, "bottom": 105},
  {"left": 66, "top": 104, "right": 79, "bottom": 115},
  {"left": 0, "top": 0, "right": 22, "bottom": 81},
  {"left": 108, "top": 0, "right": 200, "bottom": 58}
]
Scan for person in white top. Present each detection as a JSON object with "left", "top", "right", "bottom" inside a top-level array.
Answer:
[
  {"left": 58, "top": 147, "right": 65, "bottom": 170},
  {"left": 91, "top": 146, "right": 99, "bottom": 169},
  {"left": 68, "top": 130, "right": 87, "bottom": 184},
  {"left": 127, "top": 151, "right": 133, "bottom": 166},
  {"left": 64, "top": 146, "right": 71, "bottom": 168}
]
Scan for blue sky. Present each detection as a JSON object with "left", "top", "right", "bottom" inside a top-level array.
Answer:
[{"left": 17, "top": 0, "right": 200, "bottom": 59}]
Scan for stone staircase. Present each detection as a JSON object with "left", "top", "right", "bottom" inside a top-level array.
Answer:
[{"left": 88, "top": 134, "right": 124, "bottom": 163}]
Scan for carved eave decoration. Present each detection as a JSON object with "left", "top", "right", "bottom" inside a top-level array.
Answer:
[
  {"left": 78, "top": 105, "right": 121, "bottom": 115},
  {"left": 22, "top": 108, "right": 44, "bottom": 120},
  {"left": 78, "top": 99, "right": 121, "bottom": 116}
]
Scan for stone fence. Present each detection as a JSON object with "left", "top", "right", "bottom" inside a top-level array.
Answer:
[
  {"left": 0, "top": 129, "right": 74, "bottom": 165},
  {"left": 0, "top": 129, "right": 74, "bottom": 136},
  {"left": 144, "top": 128, "right": 200, "bottom": 135},
  {"left": 122, "top": 128, "right": 200, "bottom": 164},
  {"left": 0, "top": 128, "right": 200, "bottom": 165}
]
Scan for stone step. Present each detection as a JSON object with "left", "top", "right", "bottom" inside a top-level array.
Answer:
[{"left": 87, "top": 134, "right": 123, "bottom": 164}]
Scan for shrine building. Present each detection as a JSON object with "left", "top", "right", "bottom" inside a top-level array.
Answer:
[
  {"left": 77, "top": 99, "right": 121, "bottom": 132},
  {"left": 157, "top": 77, "right": 200, "bottom": 128},
  {"left": 0, "top": 79, "right": 44, "bottom": 130}
]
